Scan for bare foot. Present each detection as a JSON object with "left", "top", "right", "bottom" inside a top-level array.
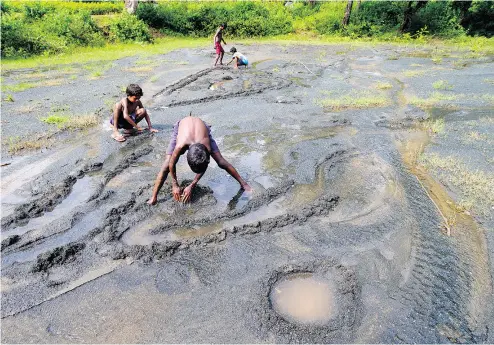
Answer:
[
  {"left": 147, "top": 197, "right": 157, "bottom": 205},
  {"left": 112, "top": 133, "right": 126, "bottom": 142}
]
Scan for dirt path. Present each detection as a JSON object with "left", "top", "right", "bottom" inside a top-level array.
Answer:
[{"left": 1, "top": 43, "right": 493, "bottom": 343}]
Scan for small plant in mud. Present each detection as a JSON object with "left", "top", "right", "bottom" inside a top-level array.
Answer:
[
  {"left": 375, "top": 82, "right": 392, "bottom": 90},
  {"left": 43, "top": 114, "right": 100, "bottom": 130},
  {"left": 403, "top": 69, "right": 426, "bottom": 78},
  {"left": 316, "top": 90, "right": 390, "bottom": 111},
  {"left": 432, "top": 80, "right": 453, "bottom": 90},
  {"left": 5, "top": 135, "right": 52, "bottom": 154},
  {"left": 431, "top": 56, "right": 442, "bottom": 64},
  {"left": 408, "top": 92, "right": 459, "bottom": 109},
  {"left": 150, "top": 75, "right": 159, "bottom": 83},
  {"left": 483, "top": 78, "right": 494, "bottom": 85},
  {"left": 420, "top": 118, "right": 445, "bottom": 134},
  {"left": 41, "top": 114, "right": 70, "bottom": 127},
  {"left": 4, "top": 94, "right": 14, "bottom": 102}
]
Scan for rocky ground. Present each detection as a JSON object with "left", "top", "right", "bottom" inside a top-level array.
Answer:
[{"left": 1, "top": 43, "right": 493, "bottom": 343}]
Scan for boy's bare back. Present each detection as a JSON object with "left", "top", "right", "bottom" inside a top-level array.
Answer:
[{"left": 176, "top": 117, "right": 212, "bottom": 152}]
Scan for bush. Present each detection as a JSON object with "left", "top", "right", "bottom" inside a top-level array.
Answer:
[
  {"left": 412, "top": 1, "right": 465, "bottom": 38},
  {"left": 1, "top": 14, "right": 46, "bottom": 57},
  {"left": 109, "top": 13, "right": 152, "bottom": 42},
  {"left": 137, "top": 1, "right": 292, "bottom": 38}
]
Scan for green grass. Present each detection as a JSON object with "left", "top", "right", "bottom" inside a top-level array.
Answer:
[
  {"left": 2, "top": 37, "right": 210, "bottom": 71},
  {"left": 316, "top": 90, "right": 390, "bottom": 111},
  {"left": 41, "top": 115, "right": 70, "bottom": 127},
  {"left": 404, "top": 70, "right": 427, "bottom": 78},
  {"left": 408, "top": 92, "right": 460, "bottom": 109},
  {"left": 2, "top": 34, "right": 493, "bottom": 72},
  {"left": 4, "top": 94, "right": 15, "bottom": 102},
  {"left": 42, "top": 114, "right": 99, "bottom": 130},
  {"left": 432, "top": 80, "right": 453, "bottom": 90},
  {"left": 375, "top": 82, "right": 393, "bottom": 90},
  {"left": 420, "top": 118, "right": 445, "bottom": 134},
  {"left": 420, "top": 153, "right": 494, "bottom": 214},
  {"left": 3, "top": 82, "right": 36, "bottom": 92}
]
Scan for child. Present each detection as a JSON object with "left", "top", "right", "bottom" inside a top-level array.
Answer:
[
  {"left": 110, "top": 84, "right": 158, "bottom": 142},
  {"left": 147, "top": 115, "right": 251, "bottom": 205},
  {"left": 213, "top": 23, "right": 227, "bottom": 66},
  {"left": 227, "top": 47, "right": 248, "bottom": 69}
]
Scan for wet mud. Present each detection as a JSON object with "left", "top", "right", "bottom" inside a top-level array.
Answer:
[{"left": 1, "top": 43, "right": 493, "bottom": 343}]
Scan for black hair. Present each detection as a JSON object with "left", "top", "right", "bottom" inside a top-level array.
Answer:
[
  {"left": 187, "top": 143, "right": 210, "bottom": 173},
  {"left": 126, "top": 84, "right": 143, "bottom": 97},
  {"left": 221, "top": 22, "right": 227, "bottom": 29},
  {"left": 230, "top": 47, "right": 237, "bottom": 53}
]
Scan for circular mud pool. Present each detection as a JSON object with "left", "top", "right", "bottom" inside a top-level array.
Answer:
[
  {"left": 255, "top": 261, "right": 362, "bottom": 343},
  {"left": 269, "top": 273, "right": 336, "bottom": 325}
]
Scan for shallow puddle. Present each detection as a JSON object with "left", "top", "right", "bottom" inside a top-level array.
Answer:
[
  {"left": 270, "top": 273, "right": 335, "bottom": 325},
  {"left": 1, "top": 207, "right": 107, "bottom": 267},
  {"left": 3, "top": 176, "right": 100, "bottom": 237}
]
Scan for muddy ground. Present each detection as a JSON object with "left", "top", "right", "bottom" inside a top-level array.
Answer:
[{"left": 1, "top": 43, "right": 494, "bottom": 343}]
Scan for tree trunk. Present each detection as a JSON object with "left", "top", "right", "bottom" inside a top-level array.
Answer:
[
  {"left": 125, "top": 0, "right": 138, "bottom": 14},
  {"left": 356, "top": 0, "right": 361, "bottom": 11},
  {"left": 342, "top": 0, "right": 353, "bottom": 27},
  {"left": 399, "top": 1, "right": 428, "bottom": 33}
]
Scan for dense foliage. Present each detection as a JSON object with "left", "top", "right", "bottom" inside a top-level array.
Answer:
[{"left": 1, "top": 0, "right": 493, "bottom": 58}]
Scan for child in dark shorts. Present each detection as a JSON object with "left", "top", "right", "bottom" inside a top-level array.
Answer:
[{"left": 110, "top": 84, "right": 158, "bottom": 142}]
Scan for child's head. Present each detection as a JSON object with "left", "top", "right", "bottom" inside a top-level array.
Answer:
[
  {"left": 220, "top": 23, "right": 227, "bottom": 30},
  {"left": 230, "top": 47, "right": 237, "bottom": 54},
  {"left": 187, "top": 143, "right": 210, "bottom": 173},
  {"left": 126, "top": 84, "right": 143, "bottom": 98}
]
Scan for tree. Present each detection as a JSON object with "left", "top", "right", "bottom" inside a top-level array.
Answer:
[
  {"left": 125, "top": 0, "right": 138, "bottom": 15},
  {"left": 399, "top": 1, "right": 428, "bottom": 33},
  {"left": 342, "top": 0, "right": 354, "bottom": 27}
]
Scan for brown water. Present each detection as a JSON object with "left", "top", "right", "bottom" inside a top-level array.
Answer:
[{"left": 270, "top": 273, "right": 335, "bottom": 325}]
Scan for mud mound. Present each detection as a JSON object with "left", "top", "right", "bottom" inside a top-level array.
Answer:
[
  {"left": 31, "top": 242, "right": 85, "bottom": 273},
  {"left": 152, "top": 67, "right": 292, "bottom": 107}
]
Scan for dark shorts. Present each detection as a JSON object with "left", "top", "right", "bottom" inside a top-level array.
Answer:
[
  {"left": 166, "top": 120, "right": 219, "bottom": 155},
  {"left": 110, "top": 112, "right": 136, "bottom": 130},
  {"left": 215, "top": 42, "right": 224, "bottom": 54}
]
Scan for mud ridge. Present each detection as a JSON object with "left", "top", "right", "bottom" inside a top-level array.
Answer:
[
  {"left": 163, "top": 78, "right": 292, "bottom": 108},
  {"left": 31, "top": 242, "right": 85, "bottom": 273},
  {"left": 1, "top": 162, "right": 103, "bottom": 231},
  {"left": 151, "top": 66, "right": 292, "bottom": 108},
  {"left": 148, "top": 179, "right": 296, "bottom": 236},
  {"left": 119, "top": 194, "right": 338, "bottom": 262}
]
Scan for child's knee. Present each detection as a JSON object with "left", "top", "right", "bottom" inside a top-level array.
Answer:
[{"left": 136, "top": 108, "right": 147, "bottom": 116}]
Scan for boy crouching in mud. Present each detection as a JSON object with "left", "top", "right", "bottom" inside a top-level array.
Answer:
[
  {"left": 111, "top": 84, "right": 158, "bottom": 142},
  {"left": 227, "top": 47, "right": 248, "bottom": 69},
  {"left": 148, "top": 115, "right": 252, "bottom": 205}
]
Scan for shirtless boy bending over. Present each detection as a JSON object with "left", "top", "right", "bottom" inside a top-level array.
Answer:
[{"left": 148, "top": 116, "right": 252, "bottom": 205}]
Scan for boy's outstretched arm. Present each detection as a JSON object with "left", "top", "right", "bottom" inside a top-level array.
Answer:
[
  {"left": 147, "top": 155, "right": 171, "bottom": 205},
  {"left": 169, "top": 147, "right": 183, "bottom": 201}
]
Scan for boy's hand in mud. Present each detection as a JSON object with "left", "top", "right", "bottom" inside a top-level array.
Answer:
[
  {"left": 172, "top": 185, "right": 181, "bottom": 201},
  {"left": 135, "top": 126, "right": 144, "bottom": 132},
  {"left": 148, "top": 128, "right": 159, "bottom": 133},
  {"left": 242, "top": 184, "right": 253, "bottom": 194},
  {"left": 181, "top": 185, "right": 194, "bottom": 203}
]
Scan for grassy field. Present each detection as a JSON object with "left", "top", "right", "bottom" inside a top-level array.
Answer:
[{"left": 2, "top": 34, "right": 493, "bottom": 71}]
